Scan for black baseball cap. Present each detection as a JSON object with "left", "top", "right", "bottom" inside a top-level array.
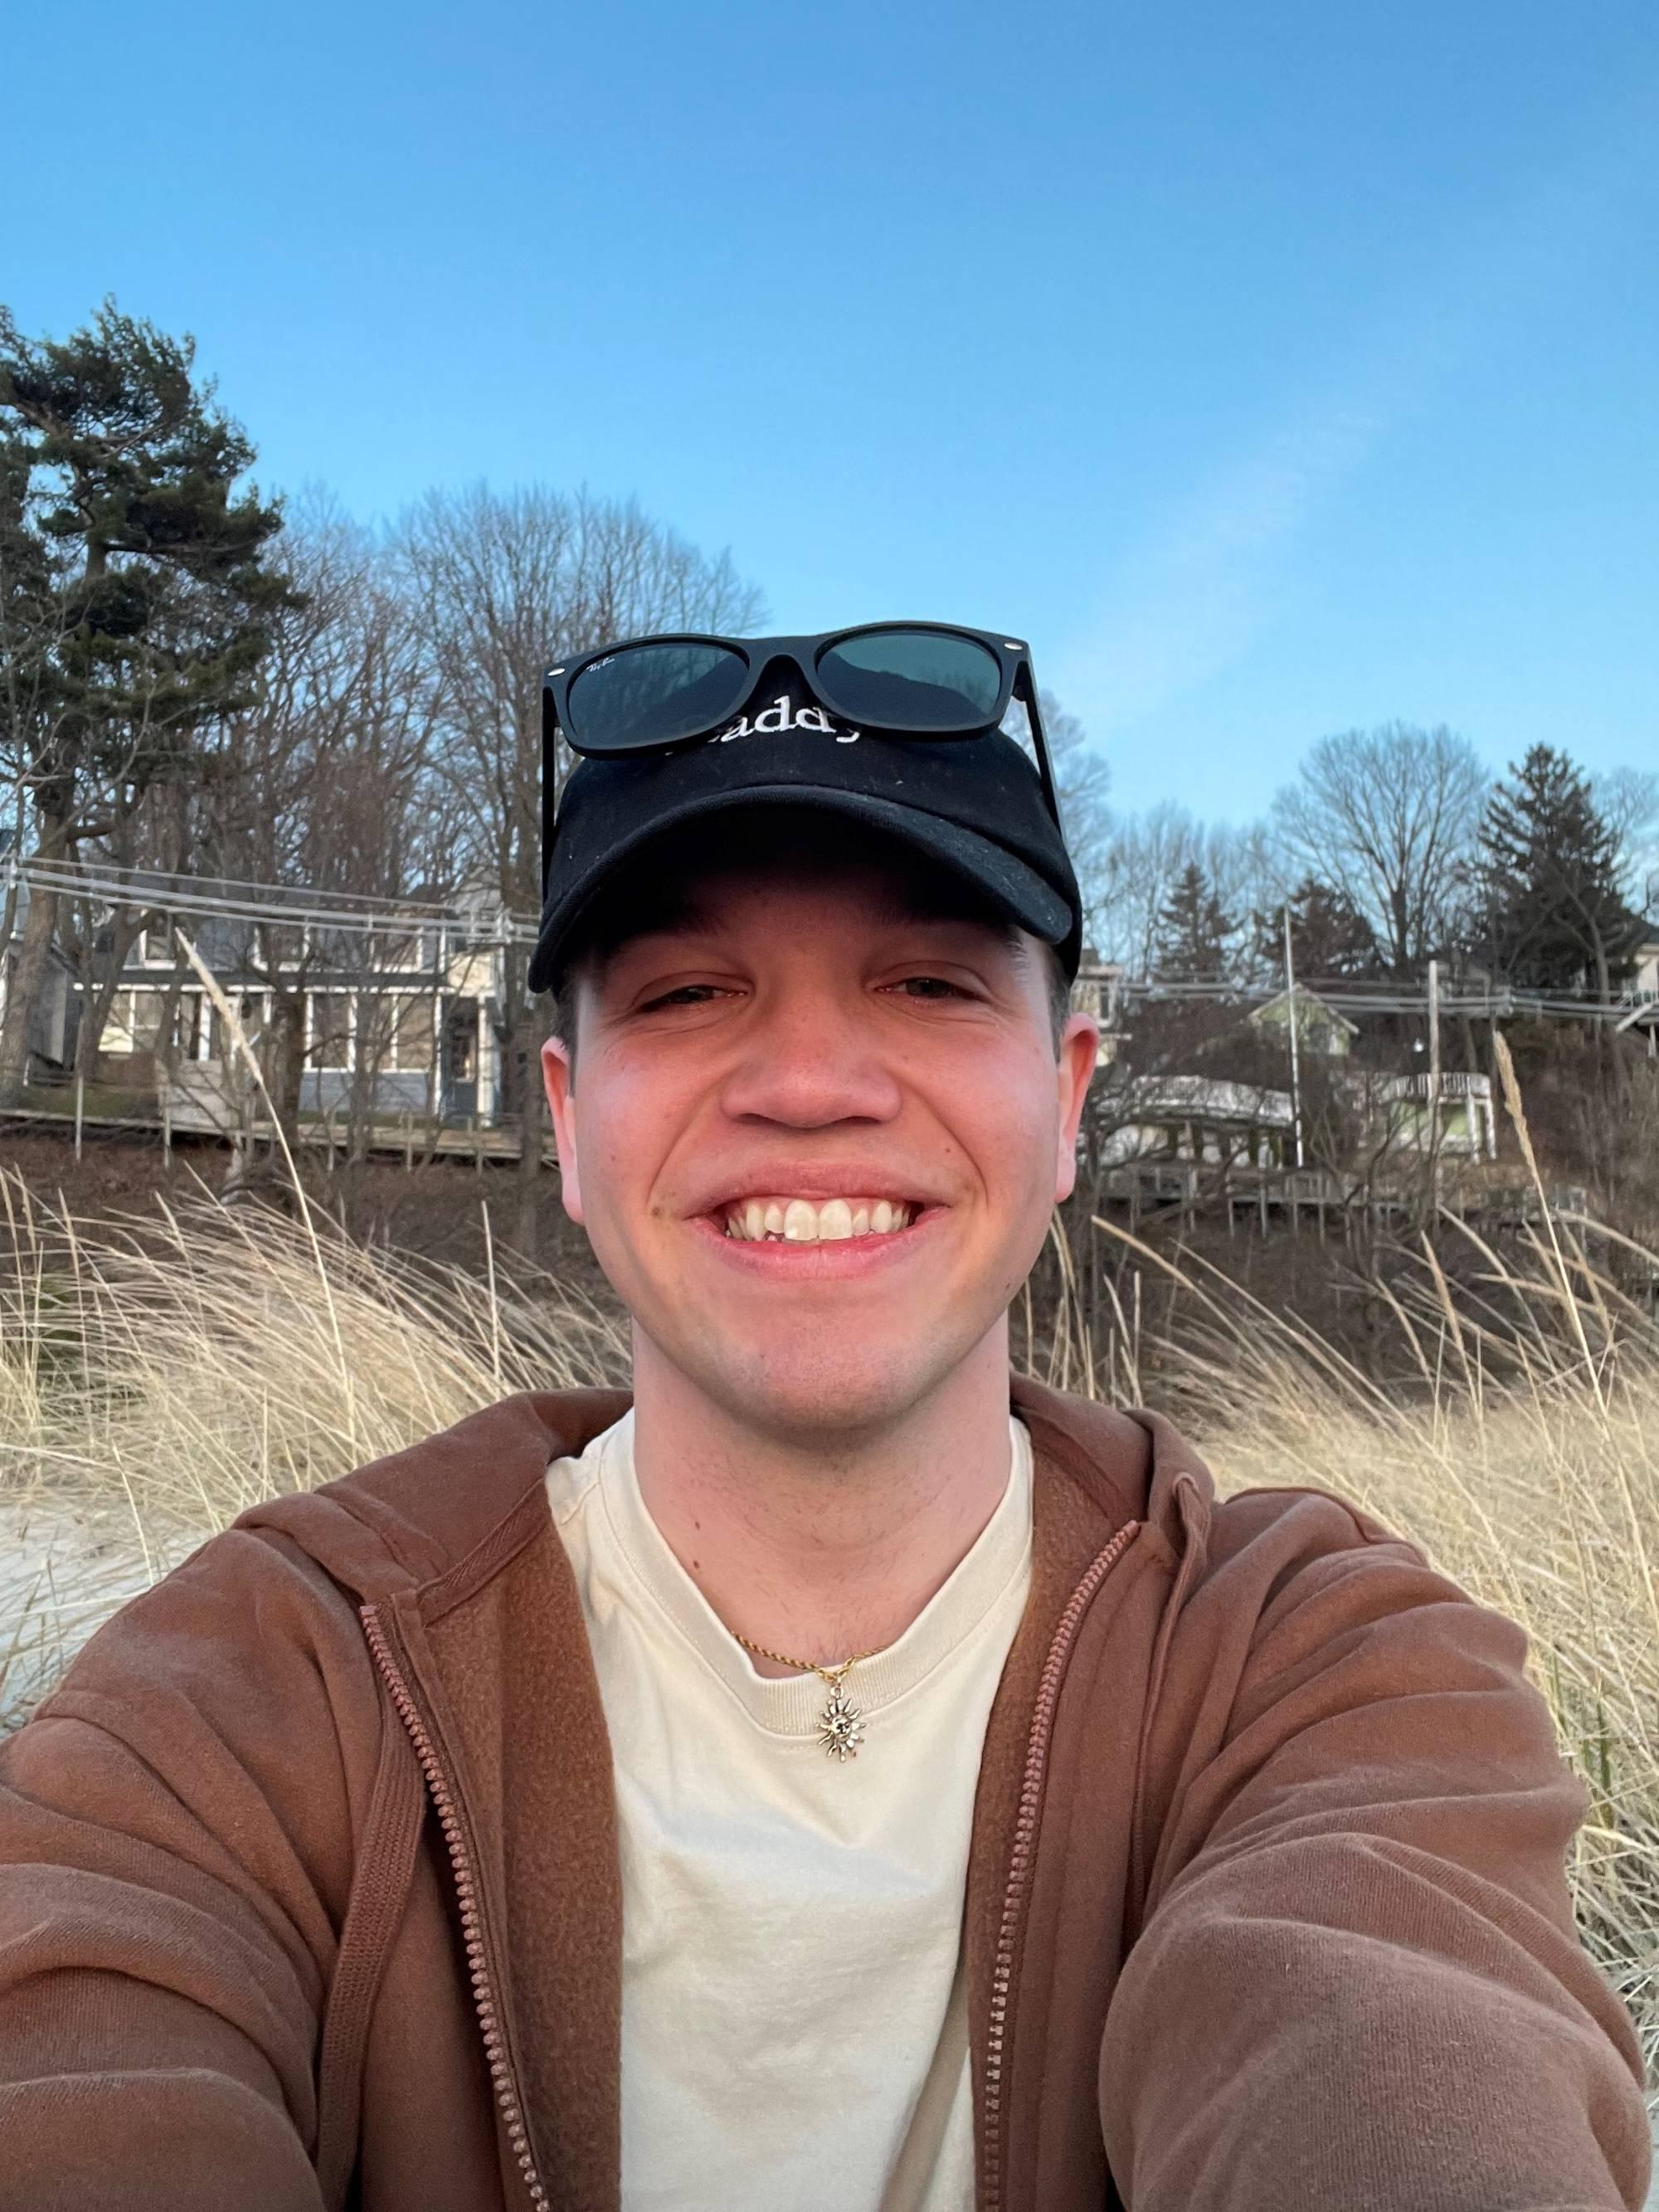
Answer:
[{"left": 528, "top": 689, "right": 1083, "bottom": 995}]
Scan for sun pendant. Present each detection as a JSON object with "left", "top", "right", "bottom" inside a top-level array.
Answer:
[{"left": 817, "top": 1684, "right": 866, "bottom": 1761}]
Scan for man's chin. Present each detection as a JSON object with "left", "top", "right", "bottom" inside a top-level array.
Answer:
[{"left": 645, "top": 1330, "right": 977, "bottom": 1449}]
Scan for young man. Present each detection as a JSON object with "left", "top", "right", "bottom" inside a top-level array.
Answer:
[{"left": 0, "top": 624, "right": 1649, "bottom": 2211}]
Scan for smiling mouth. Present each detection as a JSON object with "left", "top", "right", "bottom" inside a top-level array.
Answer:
[{"left": 721, "top": 1196, "right": 918, "bottom": 1243}]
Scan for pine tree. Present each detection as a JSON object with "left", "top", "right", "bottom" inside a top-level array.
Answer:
[
  {"left": 1153, "top": 860, "right": 1234, "bottom": 983},
  {"left": 1474, "top": 744, "right": 1640, "bottom": 999},
  {"left": 1254, "top": 875, "right": 1379, "bottom": 981},
  {"left": 0, "top": 299, "right": 297, "bottom": 1099}
]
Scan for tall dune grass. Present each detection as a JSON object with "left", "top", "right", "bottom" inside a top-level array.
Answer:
[
  {"left": 0, "top": 1172, "right": 628, "bottom": 1722},
  {"left": 1031, "top": 1202, "right": 1659, "bottom": 2098},
  {"left": 2, "top": 1158, "right": 1655, "bottom": 2111}
]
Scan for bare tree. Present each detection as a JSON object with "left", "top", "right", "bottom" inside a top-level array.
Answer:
[
  {"left": 394, "top": 485, "right": 764, "bottom": 1256},
  {"left": 192, "top": 502, "right": 453, "bottom": 1136},
  {"left": 1271, "top": 723, "right": 1486, "bottom": 976},
  {"left": 1024, "top": 690, "right": 1112, "bottom": 907},
  {"left": 1593, "top": 764, "right": 1659, "bottom": 926},
  {"left": 1091, "top": 802, "right": 1208, "bottom": 980},
  {"left": 1204, "top": 819, "right": 1286, "bottom": 985}
]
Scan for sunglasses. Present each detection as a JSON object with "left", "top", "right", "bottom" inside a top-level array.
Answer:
[{"left": 542, "top": 621, "right": 1065, "bottom": 832}]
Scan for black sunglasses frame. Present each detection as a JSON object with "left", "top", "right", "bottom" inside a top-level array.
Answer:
[{"left": 541, "top": 621, "right": 1065, "bottom": 875}]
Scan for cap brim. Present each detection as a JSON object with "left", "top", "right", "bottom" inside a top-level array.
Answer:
[{"left": 528, "top": 784, "right": 1074, "bottom": 994}]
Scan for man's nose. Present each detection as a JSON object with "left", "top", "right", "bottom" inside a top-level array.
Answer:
[{"left": 718, "top": 988, "right": 904, "bottom": 1128}]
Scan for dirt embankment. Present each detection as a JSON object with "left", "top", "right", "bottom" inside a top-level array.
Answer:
[{"left": 0, "top": 1123, "right": 614, "bottom": 1304}]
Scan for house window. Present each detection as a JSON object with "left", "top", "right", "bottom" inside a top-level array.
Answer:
[
  {"left": 309, "top": 992, "right": 353, "bottom": 1070},
  {"left": 129, "top": 992, "right": 169, "bottom": 1050},
  {"left": 445, "top": 1006, "right": 477, "bottom": 1084},
  {"left": 394, "top": 996, "right": 435, "bottom": 1073},
  {"left": 354, "top": 994, "right": 397, "bottom": 1074},
  {"left": 105, "top": 993, "right": 136, "bottom": 1051}
]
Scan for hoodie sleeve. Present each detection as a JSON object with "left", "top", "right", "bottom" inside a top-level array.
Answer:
[
  {"left": 0, "top": 1527, "right": 382, "bottom": 2212},
  {"left": 1098, "top": 1497, "right": 1652, "bottom": 2212}
]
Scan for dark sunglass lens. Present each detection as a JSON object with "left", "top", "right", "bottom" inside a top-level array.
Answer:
[
  {"left": 816, "top": 629, "right": 1005, "bottom": 729},
  {"left": 566, "top": 642, "right": 747, "bottom": 752}
]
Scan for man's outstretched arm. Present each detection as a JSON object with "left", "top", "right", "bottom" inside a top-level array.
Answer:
[
  {"left": 1099, "top": 1508, "right": 1652, "bottom": 2210},
  {"left": 0, "top": 1529, "right": 372, "bottom": 2211}
]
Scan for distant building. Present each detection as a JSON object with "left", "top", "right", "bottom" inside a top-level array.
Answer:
[
  {"left": 1370, "top": 1072, "right": 1498, "bottom": 1160},
  {"left": 1094, "top": 1073, "right": 1293, "bottom": 1167},
  {"left": 1247, "top": 987, "right": 1357, "bottom": 1060},
  {"left": 1070, "top": 956, "right": 1126, "bottom": 1064},
  {"left": 80, "top": 879, "right": 521, "bottom": 1127},
  {"left": 1093, "top": 1066, "right": 1497, "bottom": 1169},
  {"left": 1616, "top": 939, "right": 1659, "bottom": 1052}
]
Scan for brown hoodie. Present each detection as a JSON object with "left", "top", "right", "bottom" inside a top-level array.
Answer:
[{"left": 0, "top": 1380, "right": 1649, "bottom": 2211}]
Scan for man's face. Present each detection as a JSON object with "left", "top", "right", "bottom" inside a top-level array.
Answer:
[{"left": 542, "top": 840, "right": 1097, "bottom": 1443}]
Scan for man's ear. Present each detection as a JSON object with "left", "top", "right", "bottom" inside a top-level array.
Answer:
[
  {"left": 1052, "top": 1012, "right": 1098, "bottom": 1205},
  {"left": 542, "top": 1037, "right": 584, "bottom": 1224}
]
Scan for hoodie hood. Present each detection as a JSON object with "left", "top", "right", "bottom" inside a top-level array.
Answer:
[{"left": 237, "top": 1380, "right": 1212, "bottom": 1617}]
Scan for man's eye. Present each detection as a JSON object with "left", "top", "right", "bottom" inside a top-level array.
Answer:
[
  {"left": 894, "top": 975, "right": 969, "bottom": 1000},
  {"left": 640, "top": 984, "right": 723, "bottom": 1011}
]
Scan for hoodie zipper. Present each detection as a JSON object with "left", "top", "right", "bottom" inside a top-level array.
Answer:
[
  {"left": 980, "top": 1518, "right": 1140, "bottom": 2212},
  {"left": 361, "top": 1602, "right": 551, "bottom": 2212}
]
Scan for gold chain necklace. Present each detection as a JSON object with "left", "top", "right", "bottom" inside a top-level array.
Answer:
[{"left": 732, "top": 1634, "right": 882, "bottom": 1762}]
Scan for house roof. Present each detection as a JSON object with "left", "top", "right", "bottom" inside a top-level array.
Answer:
[
  {"left": 1247, "top": 987, "right": 1359, "bottom": 1035},
  {"left": 1097, "top": 1072, "right": 1296, "bottom": 1128}
]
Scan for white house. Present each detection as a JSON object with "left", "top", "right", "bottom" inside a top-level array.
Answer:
[
  {"left": 85, "top": 879, "right": 520, "bottom": 1127},
  {"left": 1092, "top": 1066, "right": 1497, "bottom": 1169},
  {"left": 1616, "top": 939, "right": 1659, "bottom": 1051}
]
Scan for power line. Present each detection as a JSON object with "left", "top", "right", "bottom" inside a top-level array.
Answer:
[
  {"left": 7, "top": 852, "right": 1653, "bottom": 1023},
  {"left": 5, "top": 854, "right": 541, "bottom": 946},
  {"left": 1112, "top": 975, "right": 1651, "bottom": 1026}
]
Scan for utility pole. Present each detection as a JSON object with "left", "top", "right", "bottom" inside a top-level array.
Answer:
[
  {"left": 1283, "top": 907, "right": 1304, "bottom": 1170},
  {"left": 1428, "top": 955, "right": 1443, "bottom": 1215}
]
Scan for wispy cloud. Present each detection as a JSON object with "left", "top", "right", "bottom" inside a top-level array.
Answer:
[
  {"left": 1053, "top": 399, "right": 1384, "bottom": 733},
  {"left": 1053, "top": 86, "right": 1657, "bottom": 745}
]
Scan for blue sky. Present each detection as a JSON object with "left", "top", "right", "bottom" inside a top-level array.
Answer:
[{"left": 7, "top": 0, "right": 1656, "bottom": 819}]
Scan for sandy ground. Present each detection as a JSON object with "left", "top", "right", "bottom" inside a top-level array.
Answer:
[{"left": 0, "top": 1493, "right": 184, "bottom": 1731}]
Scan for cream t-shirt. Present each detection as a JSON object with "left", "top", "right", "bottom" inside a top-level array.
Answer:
[{"left": 543, "top": 1412, "right": 1034, "bottom": 2212}]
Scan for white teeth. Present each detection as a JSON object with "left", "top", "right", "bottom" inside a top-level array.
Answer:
[{"left": 722, "top": 1196, "right": 917, "bottom": 1242}]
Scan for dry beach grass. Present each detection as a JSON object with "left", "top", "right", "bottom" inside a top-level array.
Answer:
[
  {"left": 0, "top": 1170, "right": 630, "bottom": 1726},
  {"left": 2, "top": 1128, "right": 1657, "bottom": 2148},
  {"left": 1036, "top": 1201, "right": 1659, "bottom": 2095}
]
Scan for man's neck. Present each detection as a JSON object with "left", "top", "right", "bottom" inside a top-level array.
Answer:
[{"left": 629, "top": 1329, "right": 1016, "bottom": 1672}]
